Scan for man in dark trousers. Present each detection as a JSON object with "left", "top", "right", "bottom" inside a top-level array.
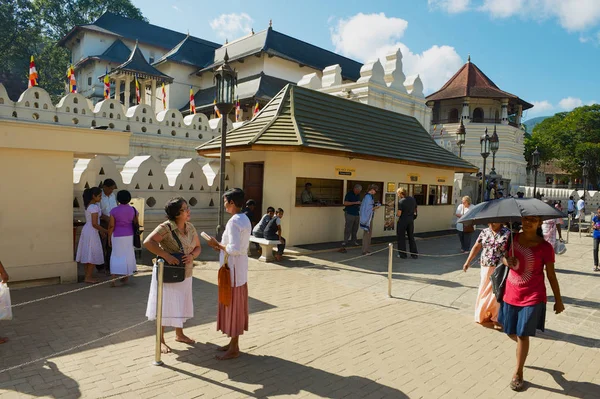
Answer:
[
  {"left": 339, "top": 184, "right": 362, "bottom": 253},
  {"left": 396, "top": 187, "right": 418, "bottom": 259}
]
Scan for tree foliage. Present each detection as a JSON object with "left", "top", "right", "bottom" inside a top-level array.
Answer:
[
  {"left": 0, "top": 0, "right": 145, "bottom": 102},
  {"left": 526, "top": 105, "right": 600, "bottom": 186}
]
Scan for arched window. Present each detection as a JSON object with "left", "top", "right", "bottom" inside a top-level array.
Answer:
[
  {"left": 473, "top": 108, "right": 484, "bottom": 123},
  {"left": 448, "top": 108, "right": 459, "bottom": 123}
]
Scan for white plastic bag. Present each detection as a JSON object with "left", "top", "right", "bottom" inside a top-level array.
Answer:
[{"left": 0, "top": 283, "right": 12, "bottom": 321}]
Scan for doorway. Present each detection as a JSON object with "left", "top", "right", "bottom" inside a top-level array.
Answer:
[{"left": 243, "top": 162, "right": 264, "bottom": 225}]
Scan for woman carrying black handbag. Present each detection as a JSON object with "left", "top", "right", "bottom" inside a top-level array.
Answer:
[{"left": 144, "top": 197, "right": 201, "bottom": 354}]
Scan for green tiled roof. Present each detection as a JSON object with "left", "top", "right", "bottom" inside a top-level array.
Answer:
[{"left": 197, "top": 85, "right": 478, "bottom": 172}]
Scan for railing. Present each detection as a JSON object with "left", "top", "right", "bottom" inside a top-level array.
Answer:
[{"left": 430, "top": 119, "right": 522, "bottom": 129}]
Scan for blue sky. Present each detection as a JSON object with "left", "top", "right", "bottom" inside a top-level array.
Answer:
[{"left": 131, "top": 0, "right": 600, "bottom": 120}]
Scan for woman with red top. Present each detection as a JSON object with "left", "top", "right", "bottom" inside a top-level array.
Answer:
[{"left": 500, "top": 216, "right": 565, "bottom": 391}]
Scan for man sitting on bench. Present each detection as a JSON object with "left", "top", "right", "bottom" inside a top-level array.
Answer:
[
  {"left": 264, "top": 208, "right": 285, "bottom": 261},
  {"left": 252, "top": 207, "right": 275, "bottom": 253}
]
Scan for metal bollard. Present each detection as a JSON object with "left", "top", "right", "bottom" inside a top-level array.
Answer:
[
  {"left": 153, "top": 259, "right": 165, "bottom": 366},
  {"left": 388, "top": 243, "right": 393, "bottom": 298}
]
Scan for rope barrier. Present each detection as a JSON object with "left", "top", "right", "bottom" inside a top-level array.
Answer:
[{"left": 392, "top": 248, "right": 467, "bottom": 258}]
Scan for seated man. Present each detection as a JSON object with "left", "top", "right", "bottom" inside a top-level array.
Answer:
[
  {"left": 242, "top": 199, "right": 256, "bottom": 226},
  {"left": 264, "top": 208, "right": 285, "bottom": 261},
  {"left": 252, "top": 207, "right": 275, "bottom": 253},
  {"left": 301, "top": 183, "right": 317, "bottom": 204}
]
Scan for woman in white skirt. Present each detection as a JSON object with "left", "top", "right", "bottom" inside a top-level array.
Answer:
[
  {"left": 76, "top": 187, "right": 108, "bottom": 284},
  {"left": 108, "top": 190, "right": 138, "bottom": 287},
  {"left": 144, "top": 197, "right": 201, "bottom": 353}
]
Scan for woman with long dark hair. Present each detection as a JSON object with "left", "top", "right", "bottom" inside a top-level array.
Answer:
[
  {"left": 206, "top": 188, "right": 252, "bottom": 360},
  {"left": 500, "top": 216, "right": 564, "bottom": 391},
  {"left": 76, "top": 187, "right": 107, "bottom": 284},
  {"left": 108, "top": 190, "right": 138, "bottom": 286},
  {"left": 144, "top": 197, "right": 201, "bottom": 353}
]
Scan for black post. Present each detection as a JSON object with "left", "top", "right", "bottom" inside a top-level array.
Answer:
[
  {"left": 216, "top": 104, "right": 235, "bottom": 241},
  {"left": 533, "top": 168, "right": 538, "bottom": 199},
  {"left": 459, "top": 145, "right": 462, "bottom": 158},
  {"left": 481, "top": 157, "right": 487, "bottom": 204},
  {"left": 491, "top": 152, "right": 496, "bottom": 173}
]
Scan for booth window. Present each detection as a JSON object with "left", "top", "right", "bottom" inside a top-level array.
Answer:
[
  {"left": 429, "top": 185, "right": 453, "bottom": 205},
  {"left": 296, "top": 177, "right": 344, "bottom": 206},
  {"left": 398, "top": 183, "right": 427, "bottom": 205},
  {"left": 348, "top": 180, "right": 384, "bottom": 204}
]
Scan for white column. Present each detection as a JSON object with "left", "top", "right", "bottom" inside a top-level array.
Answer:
[
  {"left": 124, "top": 75, "right": 131, "bottom": 108},
  {"left": 501, "top": 98, "right": 509, "bottom": 125},
  {"left": 151, "top": 80, "right": 157, "bottom": 111},
  {"left": 462, "top": 97, "right": 470, "bottom": 123},
  {"left": 516, "top": 104, "right": 523, "bottom": 125},
  {"left": 114, "top": 78, "right": 121, "bottom": 104},
  {"left": 140, "top": 79, "right": 146, "bottom": 105}
]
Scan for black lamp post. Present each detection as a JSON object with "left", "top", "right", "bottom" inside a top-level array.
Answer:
[
  {"left": 456, "top": 120, "right": 466, "bottom": 158},
  {"left": 582, "top": 161, "right": 589, "bottom": 202},
  {"left": 214, "top": 50, "right": 237, "bottom": 240},
  {"left": 531, "top": 147, "right": 540, "bottom": 199},
  {"left": 489, "top": 125, "right": 499, "bottom": 176},
  {"left": 480, "top": 128, "right": 491, "bottom": 203}
]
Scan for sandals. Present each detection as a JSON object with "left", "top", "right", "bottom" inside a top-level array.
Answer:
[
  {"left": 510, "top": 376, "right": 525, "bottom": 391},
  {"left": 594, "top": 267, "right": 599, "bottom": 272}
]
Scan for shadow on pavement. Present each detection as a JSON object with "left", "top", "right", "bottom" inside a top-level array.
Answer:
[
  {"left": 0, "top": 360, "right": 81, "bottom": 398},
  {"left": 555, "top": 268, "right": 600, "bottom": 277},
  {"left": 165, "top": 342, "right": 409, "bottom": 398},
  {"left": 548, "top": 295, "right": 600, "bottom": 310},
  {"left": 524, "top": 366, "right": 600, "bottom": 397},
  {"left": 537, "top": 329, "right": 600, "bottom": 349}
]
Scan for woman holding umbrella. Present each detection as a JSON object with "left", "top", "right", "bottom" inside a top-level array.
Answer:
[
  {"left": 501, "top": 215, "right": 565, "bottom": 391},
  {"left": 463, "top": 222, "right": 510, "bottom": 330}
]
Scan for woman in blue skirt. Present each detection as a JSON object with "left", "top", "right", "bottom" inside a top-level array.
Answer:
[{"left": 501, "top": 216, "right": 565, "bottom": 391}]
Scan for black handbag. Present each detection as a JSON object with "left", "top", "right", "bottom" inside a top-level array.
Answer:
[
  {"left": 490, "top": 263, "right": 509, "bottom": 302},
  {"left": 132, "top": 209, "right": 142, "bottom": 249},
  {"left": 157, "top": 224, "right": 186, "bottom": 283}
]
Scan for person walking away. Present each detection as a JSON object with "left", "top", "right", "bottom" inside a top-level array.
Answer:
[
  {"left": 206, "top": 188, "right": 252, "bottom": 360},
  {"left": 360, "top": 185, "right": 380, "bottom": 255},
  {"left": 456, "top": 196, "right": 474, "bottom": 253},
  {"left": 76, "top": 187, "right": 108, "bottom": 284},
  {"left": 567, "top": 196, "right": 575, "bottom": 223},
  {"left": 0, "top": 260, "right": 9, "bottom": 344},
  {"left": 542, "top": 200, "right": 563, "bottom": 249},
  {"left": 396, "top": 187, "right": 418, "bottom": 259},
  {"left": 340, "top": 184, "right": 362, "bottom": 253},
  {"left": 577, "top": 196, "right": 586, "bottom": 222},
  {"left": 592, "top": 207, "right": 600, "bottom": 272},
  {"left": 144, "top": 197, "right": 201, "bottom": 353},
  {"left": 108, "top": 190, "right": 138, "bottom": 286},
  {"left": 463, "top": 223, "right": 510, "bottom": 330},
  {"left": 99, "top": 179, "right": 118, "bottom": 274},
  {"left": 500, "top": 216, "right": 564, "bottom": 391},
  {"left": 264, "top": 208, "right": 285, "bottom": 261}
]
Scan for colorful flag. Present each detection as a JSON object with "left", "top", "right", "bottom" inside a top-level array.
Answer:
[
  {"left": 235, "top": 97, "right": 241, "bottom": 122},
  {"left": 189, "top": 86, "right": 196, "bottom": 114},
  {"left": 433, "top": 124, "right": 437, "bottom": 132},
  {"left": 103, "top": 67, "right": 110, "bottom": 99},
  {"left": 253, "top": 101, "right": 259, "bottom": 116},
  {"left": 67, "top": 65, "right": 77, "bottom": 93},
  {"left": 135, "top": 74, "right": 140, "bottom": 104},
  {"left": 161, "top": 83, "right": 166, "bottom": 109},
  {"left": 213, "top": 99, "right": 221, "bottom": 118},
  {"left": 28, "top": 56, "right": 38, "bottom": 88}
]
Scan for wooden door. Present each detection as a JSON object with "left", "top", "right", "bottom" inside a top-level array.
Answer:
[{"left": 243, "top": 162, "right": 264, "bottom": 225}]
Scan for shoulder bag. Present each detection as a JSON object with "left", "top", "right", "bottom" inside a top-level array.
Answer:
[
  {"left": 461, "top": 207, "right": 475, "bottom": 233},
  {"left": 132, "top": 208, "right": 142, "bottom": 249},
  {"left": 218, "top": 253, "right": 232, "bottom": 307},
  {"left": 156, "top": 224, "right": 186, "bottom": 283},
  {"left": 490, "top": 233, "right": 513, "bottom": 302}
]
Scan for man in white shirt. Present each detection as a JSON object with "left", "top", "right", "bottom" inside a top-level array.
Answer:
[
  {"left": 99, "top": 179, "right": 118, "bottom": 272},
  {"left": 577, "top": 197, "right": 586, "bottom": 222}
]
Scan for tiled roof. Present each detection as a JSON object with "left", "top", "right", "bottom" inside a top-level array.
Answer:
[
  {"left": 180, "top": 73, "right": 292, "bottom": 113},
  {"left": 107, "top": 42, "right": 173, "bottom": 82},
  {"left": 153, "top": 34, "right": 217, "bottom": 68},
  {"left": 197, "top": 85, "right": 477, "bottom": 172},
  {"left": 74, "top": 39, "right": 132, "bottom": 68},
  {"left": 426, "top": 61, "right": 533, "bottom": 110},
  {"left": 197, "top": 28, "right": 362, "bottom": 81}
]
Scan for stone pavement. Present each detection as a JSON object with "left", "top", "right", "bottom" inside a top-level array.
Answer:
[{"left": 1, "top": 231, "right": 599, "bottom": 399}]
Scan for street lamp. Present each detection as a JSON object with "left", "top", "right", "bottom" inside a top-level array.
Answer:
[
  {"left": 531, "top": 147, "right": 541, "bottom": 199},
  {"left": 489, "top": 125, "right": 499, "bottom": 175},
  {"left": 456, "top": 120, "right": 466, "bottom": 158},
  {"left": 214, "top": 50, "right": 237, "bottom": 240},
  {"left": 582, "top": 161, "right": 589, "bottom": 203},
  {"left": 480, "top": 128, "right": 491, "bottom": 203}
]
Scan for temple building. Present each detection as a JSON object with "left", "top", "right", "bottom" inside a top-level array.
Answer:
[{"left": 425, "top": 57, "right": 533, "bottom": 189}]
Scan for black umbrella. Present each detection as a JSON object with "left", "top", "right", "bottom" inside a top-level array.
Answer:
[{"left": 458, "top": 197, "right": 566, "bottom": 226}]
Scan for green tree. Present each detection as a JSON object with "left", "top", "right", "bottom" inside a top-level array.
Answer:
[{"left": 528, "top": 105, "right": 600, "bottom": 187}]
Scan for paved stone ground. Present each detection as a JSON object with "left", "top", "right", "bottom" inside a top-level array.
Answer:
[{"left": 1, "top": 231, "right": 599, "bottom": 399}]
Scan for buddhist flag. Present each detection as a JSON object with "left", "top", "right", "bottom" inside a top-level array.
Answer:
[
  {"left": 433, "top": 124, "right": 437, "bottom": 132},
  {"left": 28, "top": 56, "right": 38, "bottom": 88},
  {"left": 235, "top": 97, "right": 241, "bottom": 122},
  {"left": 135, "top": 74, "right": 140, "bottom": 104},
  {"left": 253, "top": 101, "right": 259, "bottom": 116},
  {"left": 103, "top": 67, "right": 110, "bottom": 99},
  {"left": 67, "top": 65, "right": 77, "bottom": 93},
  {"left": 189, "top": 86, "right": 196, "bottom": 114},
  {"left": 162, "top": 83, "right": 166, "bottom": 109},
  {"left": 213, "top": 99, "right": 221, "bottom": 118}
]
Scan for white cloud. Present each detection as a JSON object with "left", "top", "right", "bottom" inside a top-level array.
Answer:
[
  {"left": 209, "top": 13, "right": 254, "bottom": 39},
  {"left": 428, "top": 0, "right": 471, "bottom": 14},
  {"left": 558, "top": 96, "right": 583, "bottom": 110},
  {"left": 172, "top": 5, "right": 180, "bottom": 12},
  {"left": 529, "top": 100, "right": 554, "bottom": 116},
  {"left": 330, "top": 13, "right": 463, "bottom": 93}
]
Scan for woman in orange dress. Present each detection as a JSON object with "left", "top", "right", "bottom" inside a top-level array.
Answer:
[{"left": 463, "top": 222, "right": 511, "bottom": 329}]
